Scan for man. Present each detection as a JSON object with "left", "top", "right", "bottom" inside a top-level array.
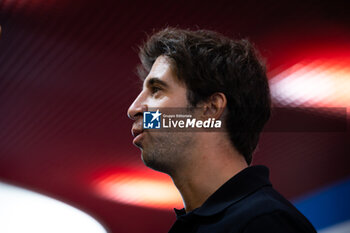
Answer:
[{"left": 127, "top": 28, "right": 316, "bottom": 233}]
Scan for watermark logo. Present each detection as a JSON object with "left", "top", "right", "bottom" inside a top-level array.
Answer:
[
  {"left": 143, "top": 108, "right": 223, "bottom": 130},
  {"left": 143, "top": 109, "right": 162, "bottom": 129},
  {"left": 140, "top": 107, "right": 347, "bottom": 132}
]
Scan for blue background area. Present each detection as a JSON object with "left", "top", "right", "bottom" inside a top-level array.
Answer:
[{"left": 294, "top": 177, "right": 350, "bottom": 230}]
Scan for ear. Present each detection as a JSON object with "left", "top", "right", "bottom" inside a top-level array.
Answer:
[{"left": 202, "top": 92, "right": 227, "bottom": 119}]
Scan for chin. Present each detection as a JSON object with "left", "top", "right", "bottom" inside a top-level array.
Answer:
[
  {"left": 140, "top": 151, "right": 152, "bottom": 167},
  {"left": 141, "top": 152, "right": 169, "bottom": 174}
]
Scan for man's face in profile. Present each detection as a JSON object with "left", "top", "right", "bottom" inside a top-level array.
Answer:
[{"left": 127, "top": 56, "right": 195, "bottom": 173}]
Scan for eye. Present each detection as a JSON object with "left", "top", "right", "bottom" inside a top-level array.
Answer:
[{"left": 151, "top": 86, "right": 162, "bottom": 95}]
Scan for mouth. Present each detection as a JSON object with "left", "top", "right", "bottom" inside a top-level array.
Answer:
[{"left": 131, "top": 127, "right": 144, "bottom": 146}]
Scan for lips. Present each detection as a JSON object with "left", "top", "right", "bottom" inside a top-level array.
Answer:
[
  {"left": 132, "top": 127, "right": 143, "bottom": 138},
  {"left": 131, "top": 123, "right": 144, "bottom": 146}
]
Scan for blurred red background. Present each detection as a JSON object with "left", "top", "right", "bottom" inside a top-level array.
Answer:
[{"left": 0, "top": 0, "right": 349, "bottom": 232}]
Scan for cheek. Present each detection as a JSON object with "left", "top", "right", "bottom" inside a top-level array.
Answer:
[
  {"left": 176, "top": 95, "right": 189, "bottom": 106},
  {"left": 146, "top": 96, "right": 171, "bottom": 108},
  {"left": 170, "top": 95, "right": 188, "bottom": 108},
  {"left": 167, "top": 89, "right": 189, "bottom": 107},
  {"left": 146, "top": 89, "right": 188, "bottom": 108},
  {"left": 163, "top": 99, "right": 187, "bottom": 108},
  {"left": 148, "top": 96, "right": 186, "bottom": 108}
]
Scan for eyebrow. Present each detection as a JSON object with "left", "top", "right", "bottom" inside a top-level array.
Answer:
[{"left": 145, "top": 77, "right": 169, "bottom": 89}]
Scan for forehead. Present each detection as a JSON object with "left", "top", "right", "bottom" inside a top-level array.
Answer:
[{"left": 143, "top": 56, "right": 184, "bottom": 87}]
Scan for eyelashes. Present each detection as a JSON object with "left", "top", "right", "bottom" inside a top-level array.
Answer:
[{"left": 150, "top": 86, "right": 162, "bottom": 95}]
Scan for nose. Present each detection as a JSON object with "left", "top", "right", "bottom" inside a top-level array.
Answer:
[{"left": 127, "top": 91, "right": 148, "bottom": 120}]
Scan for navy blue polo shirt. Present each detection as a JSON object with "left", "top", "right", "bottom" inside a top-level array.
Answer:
[{"left": 168, "top": 165, "right": 317, "bottom": 233}]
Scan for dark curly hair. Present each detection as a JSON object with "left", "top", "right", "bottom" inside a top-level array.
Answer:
[{"left": 138, "top": 27, "right": 271, "bottom": 165}]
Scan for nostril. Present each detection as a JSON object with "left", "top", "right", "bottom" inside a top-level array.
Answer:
[
  {"left": 127, "top": 98, "right": 147, "bottom": 120},
  {"left": 134, "top": 112, "right": 143, "bottom": 120},
  {"left": 127, "top": 106, "right": 138, "bottom": 120},
  {"left": 127, "top": 110, "right": 143, "bottom": 120}
]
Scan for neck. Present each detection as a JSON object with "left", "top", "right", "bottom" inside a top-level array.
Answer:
[{"left": 170, "top": 134, "right": 248, "bottom": 212}]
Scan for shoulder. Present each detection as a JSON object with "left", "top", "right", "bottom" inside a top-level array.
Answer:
[
  {"left": 241, "top": 210, "right": 316, "bottom": 233},
  {"left": 228, "top": 186, "right": 295, "bottom": 217},
  {"left": 224, "top": 186, "right": 316, "bottom": 233}
]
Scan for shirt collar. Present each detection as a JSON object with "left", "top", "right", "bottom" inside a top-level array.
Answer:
[{"left": 174, "top": 165, "right": 271, "bottom": 218}]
